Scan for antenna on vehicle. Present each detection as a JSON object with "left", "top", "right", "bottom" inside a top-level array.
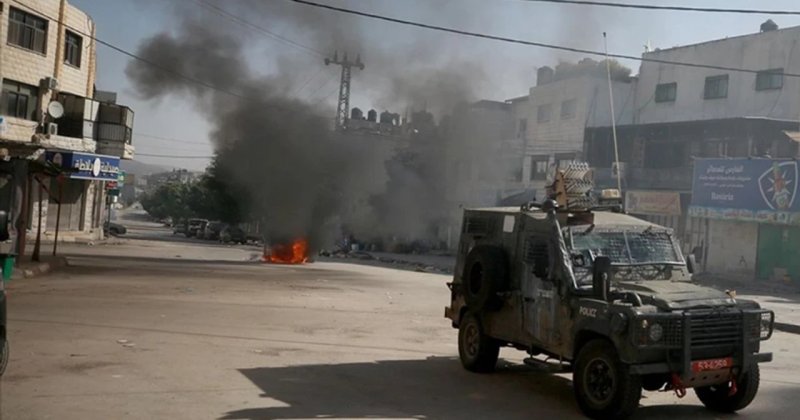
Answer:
[{"left": 603, "top": 32, "right": 623, "bottom": 207}]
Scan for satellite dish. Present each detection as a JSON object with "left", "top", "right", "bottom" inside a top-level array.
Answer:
[{"left": 47, "top": 101, "right": 64, "bottom": 119}]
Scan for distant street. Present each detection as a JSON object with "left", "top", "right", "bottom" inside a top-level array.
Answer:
[{"left": 1, "top": 215, "right": 799, "bottom": 419}]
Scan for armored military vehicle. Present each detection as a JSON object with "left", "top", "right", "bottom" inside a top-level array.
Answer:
[{"left": 445, "top": 163, "right": 774, "bottom": 419}]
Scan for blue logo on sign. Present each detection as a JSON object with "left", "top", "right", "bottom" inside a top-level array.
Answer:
[{"left": 758, "top": 161, "right": 798, "bottom": 211}]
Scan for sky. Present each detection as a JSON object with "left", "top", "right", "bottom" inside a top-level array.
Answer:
[{"left": 68, "top": 0, "right": 800, "bottom": 171}]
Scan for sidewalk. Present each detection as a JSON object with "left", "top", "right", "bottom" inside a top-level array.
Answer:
[
  {"left": 8, "top": 255, "right": 68, "bottom": 280},
  {"left": 694, "top": 273, "right": 800, "bottom": 334}
]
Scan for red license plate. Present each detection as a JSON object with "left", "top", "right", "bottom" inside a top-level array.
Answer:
[{"left": 691, "top": 357, "right": 733, "bottom": 373}]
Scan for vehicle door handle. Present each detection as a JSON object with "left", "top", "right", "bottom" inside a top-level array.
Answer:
[{"left": 524, "top": 297, "right": 535, "bottom": 303}]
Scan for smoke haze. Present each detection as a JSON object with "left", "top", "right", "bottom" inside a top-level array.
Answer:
[{"left": 127, "top": 0, "right": 611, "bottom": 247}]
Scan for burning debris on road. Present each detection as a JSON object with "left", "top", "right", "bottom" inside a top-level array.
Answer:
[{"left": 264, "top": 239, "right": 310, "bottom": 265}]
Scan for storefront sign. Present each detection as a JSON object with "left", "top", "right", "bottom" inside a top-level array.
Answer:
[
  {"left": 626, "top": 190, "right": 681, "bottom": 216},
  {"left": 45, "top": 151, "right": 120, "bottom": 181},
  {"left": 689, "top": 158, "right": 800, "bottom": 225}
]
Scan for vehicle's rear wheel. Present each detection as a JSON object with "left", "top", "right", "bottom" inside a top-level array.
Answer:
[
  {"left": 695, "top": 363, "right": 759, "bottom": 413},
  {"left": 458, "top": 313, "right": 499, "bottom": 373},
  {"left": 463, "top": 246, "right": 508, "bottom": 311},
  {"left": 0, "top": 339, "right": 9, "bottom": 376},
  {"left": 574, "top": 339, "right": 641, "bottom": 419}
]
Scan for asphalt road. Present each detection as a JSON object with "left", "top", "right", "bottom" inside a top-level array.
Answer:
[{"left": 2, "top": 217, "right": 800, "bottom": 419}]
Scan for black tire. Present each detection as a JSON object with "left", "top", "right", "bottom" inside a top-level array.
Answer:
[
  {"left": 695, "top": 363, "right": 760, "bottom": 413},
  {"left": 0, "top": 339, "right": 8, "bottom": 376},
  {"left": 574, "top": 339, "right": 642, "bottom": 419},
  {"left": 462, "top": 246, "right": 508, "bottom": 311},
  {"left": 458, "top": 313, "right": 500, "bottom": 373}
]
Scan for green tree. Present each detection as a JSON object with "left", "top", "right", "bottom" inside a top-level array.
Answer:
[{"left": 141, "top": 182, "right": 193, "bottom": 221}]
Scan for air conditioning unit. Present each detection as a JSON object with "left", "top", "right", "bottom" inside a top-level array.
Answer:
[
  {"left": 41, "top": 77, "right": 59, "bottom": 91},
  {"left": 47, "top": 123, "right": 58, "bottom": 137}
]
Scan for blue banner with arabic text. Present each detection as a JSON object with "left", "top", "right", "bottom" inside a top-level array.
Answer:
[{"left": 689, "top": 158, "right": 800, "bottom": 225}]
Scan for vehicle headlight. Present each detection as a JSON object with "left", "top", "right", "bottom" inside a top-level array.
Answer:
[
  {"left": 648, "top": 323, "right": 664, "bottom": 342},
  {"left": 760, "top": 311, "right": 774, "bottom": 340}
]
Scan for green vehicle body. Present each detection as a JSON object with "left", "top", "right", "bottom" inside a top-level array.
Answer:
[{"left": 445, "top": 203, "right": 774, "bottom": 418}]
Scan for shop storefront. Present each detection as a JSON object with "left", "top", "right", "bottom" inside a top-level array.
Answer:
[
  {"left": 34, "top": 151, "right": 120, "bottom": 240},
  {"left": 690, "top": 158, "right": 800, "bottom": 280}
]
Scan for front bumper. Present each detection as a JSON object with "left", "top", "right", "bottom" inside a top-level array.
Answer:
[
  {"left": 630, "top": 352, "right": 773, "bottom": 375},
  {"left": 626, "top": 309, "right": 774, "bottom": 379}
]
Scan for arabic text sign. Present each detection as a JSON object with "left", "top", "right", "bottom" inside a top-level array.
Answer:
[
  {"left": 690, "top": 158, "right": 800, "bottom": 224},
  {"left": 45, "top": 151, "right": 120, "bottom": 181}
]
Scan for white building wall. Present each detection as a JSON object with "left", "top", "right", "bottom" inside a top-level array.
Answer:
[
  {"left": 528, "top": 76, "right": 635, "bottom": 155},
  {"left": 60, "top": 3, "right": 95, "bottom": 97},
  {"left": 636, "top": 25, "right": 800, "bottom": 125},
  {"left": 705, "top": 219, "right": 758, "bottom": 278},
  {"left": 0, "top": 0, "right": 95, "bottom": 143}
]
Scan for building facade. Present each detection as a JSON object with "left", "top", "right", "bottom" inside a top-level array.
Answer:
[
  {"left": 0, "top": 0, "right": 134, "bottom": 253},
  {"left": 585, "top": 21, "right": 800, "bottom": 281},
  {"left": 528, "top": 64, "right": 635, "bottom": 198}
]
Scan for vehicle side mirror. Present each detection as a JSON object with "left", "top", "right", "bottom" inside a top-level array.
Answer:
[
  {"left": 592, "top": 256, "right": 612, "bottom": 301},
  {"left": 687, "top": 254, "right": 697, "bottom": 275}
]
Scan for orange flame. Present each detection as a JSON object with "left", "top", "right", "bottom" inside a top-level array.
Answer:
[{"left": 265, "top": 238, "right": 309, "bottom": 264}]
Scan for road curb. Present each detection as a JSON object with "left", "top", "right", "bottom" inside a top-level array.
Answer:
[
  {"left": 774, "top": 322, "right": 800, "bottom": 335},
  {"left": 10, "top": 256, "right": 68, "bottom": 280}
]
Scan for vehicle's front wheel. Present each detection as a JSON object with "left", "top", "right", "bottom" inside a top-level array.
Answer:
[
  {"left": 458, "top": 313, "right": 499, "bottom": 373},
  {"left": 695, "top": 363, "right": 759, "bottom": 413},
  {"left": 574, "top": 339, "right": 641, "bottom": 419}
]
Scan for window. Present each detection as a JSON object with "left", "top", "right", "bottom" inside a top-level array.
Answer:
[
  {"left": 655, "top": 82, "right": 677, "bottom": 103},
  {"left": 560, "top": 99, "right": 577, "bottom": 119},
  {"left": 537, "top": 104, "right": 552, "bottom": 123},
  {"left": 1, "top": 80, "right": 39, "bottom": 120},
  {"left": 517, "top": 118, "right": 527, "bottom": 139},
  {"left": 8, "top": 7, "right": 48, "bottom": 54},
  {"left": 756, "top": 68, "right": 783, "bottom": 90},
  {"left": 704, "top": 75, "right": 728, "bottom": 99},
  {"left": 530, "top": 158, "right": 549, "bottom": 181},
  {"left": 64, "top": 30, "right": 82, "bottom": 67}
]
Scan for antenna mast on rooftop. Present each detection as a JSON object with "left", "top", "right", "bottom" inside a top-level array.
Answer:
[{"left": 325, "top": 51, "right": 364, "bottom": 131}]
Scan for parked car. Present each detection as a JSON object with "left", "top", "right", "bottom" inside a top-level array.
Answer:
[
  {"left": 173, "top": 219, "right": 188, "bottom": 235},
  {"left": 187, "top": 219, "right": 208, "bottom": 238},
  {"left": 202, "top": 221, "right": 224, "bottom": 240},
  {"left": 104, "top": 221, "right": 127, "bottom": 236},
  {"left": 220, "top": 225, "right": 247, "bottom": 244}
]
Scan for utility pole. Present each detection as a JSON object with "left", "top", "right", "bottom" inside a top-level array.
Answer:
[{"left": 325, "top": 51, "right": 364, "bottom": 130}]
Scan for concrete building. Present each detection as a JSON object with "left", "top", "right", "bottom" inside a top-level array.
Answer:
[
  {"left": 585, "top": 21, "right": 800, "bottom": 282},
  {"left": 0, "top": 0, "right": 135, "bottom": 252},
  {"left": 528, "top": 62, "right": 635, "bottom": 198}
]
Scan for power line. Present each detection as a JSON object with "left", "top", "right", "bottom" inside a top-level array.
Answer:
[
  {"left": 9, "top": 0, "right": 330, "bottom": 120},
  {"left": 289, "top": 0, "right": 800, "bottom": 78},
  {"left": 294, "top": 67, "right": 326, "bottom": 98},
  {"left": 136, "top": 153, "right": 213, "bottom": 159},
  {"left": 190, "top": 0, "right": 326, "bottom": 57},
  {"left": 8, "top": 0, "right": 253, "bottom": 102},
  {"left": 135, "top": 132, "right": 210, "bottom": 145},
  {"left": 519, "top": 0, "right": 800, "bottom": 16}
]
